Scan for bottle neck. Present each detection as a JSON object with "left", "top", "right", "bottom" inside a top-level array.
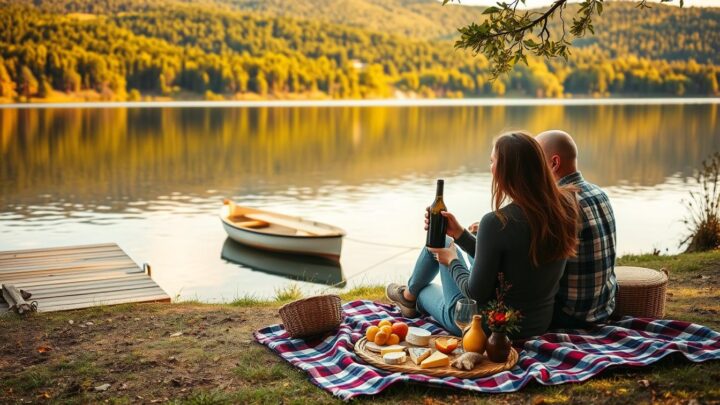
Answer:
[{"left": 435, "top": 180, "right": 444, "bottom": 197}]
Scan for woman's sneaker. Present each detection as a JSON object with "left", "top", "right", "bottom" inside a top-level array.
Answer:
[{"left": 385, "top": 283, "right": 418, "bottom": 318}]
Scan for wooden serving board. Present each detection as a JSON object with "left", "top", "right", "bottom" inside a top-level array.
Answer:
[{"left": 354, "top": 335, "right": 519, "bottom": 379}]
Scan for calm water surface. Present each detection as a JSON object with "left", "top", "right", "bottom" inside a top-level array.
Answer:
[{"left": 1, "top": 102, "right": 718, "bottom": 301}]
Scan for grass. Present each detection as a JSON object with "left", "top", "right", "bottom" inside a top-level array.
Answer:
[{"left": 1, "top": 251, "right": 719, "bottom": 404}]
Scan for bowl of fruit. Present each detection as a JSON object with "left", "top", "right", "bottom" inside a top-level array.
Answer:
[{"left": 365, "top": 319, "right": 409, "bottom": 347}]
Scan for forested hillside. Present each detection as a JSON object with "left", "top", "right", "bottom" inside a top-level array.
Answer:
[{"left": 0, "top": 0, "right": 718, "bottom": 102}]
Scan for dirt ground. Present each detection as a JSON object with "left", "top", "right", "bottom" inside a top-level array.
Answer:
[{"left": 1, "top": 251, "right": 719, "bottom": 404}]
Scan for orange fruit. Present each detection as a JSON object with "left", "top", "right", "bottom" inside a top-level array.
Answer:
[
  {"left": 387, "top": 333, "right": 400, "bottom": 345},
  {"left": 366, "top": 326, "right": 380, "bottom": 341},
  {"left": 380, "top": 325, "right": 392, "bottom": 335},
  {"left": 378, "top": 320, "right": 392, "bottom": 328},
  {"left": 374, "top": 330, "right": 389, "bottom": 345},
  {"left": 391, "top": 322, "right": 409, "bottom": 341}
]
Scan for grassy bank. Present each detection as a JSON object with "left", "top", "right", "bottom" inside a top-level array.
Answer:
[{"left": 1, "top": 251, "right": 719, "bottom": 404}]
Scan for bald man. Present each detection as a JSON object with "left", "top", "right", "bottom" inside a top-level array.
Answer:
[{"left": 536, "top": 130, "right": 617, "bottom": 328}]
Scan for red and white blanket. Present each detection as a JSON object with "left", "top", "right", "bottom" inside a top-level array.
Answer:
[{"left": 254, "top": 300, "right": 720, "bottom": 400}]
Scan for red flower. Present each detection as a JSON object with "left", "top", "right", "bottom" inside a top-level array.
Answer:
[{"left": 493, "top": 312, "right": 507, "bottom": 324}]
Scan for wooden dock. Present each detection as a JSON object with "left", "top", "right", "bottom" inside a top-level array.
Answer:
[{"left": 0, "top": 243, "right": 170, "bottom": 313}]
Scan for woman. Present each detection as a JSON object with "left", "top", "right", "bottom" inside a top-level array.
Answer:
[{"left": 386, "top": 132, "right": 579, "bottom": 339}]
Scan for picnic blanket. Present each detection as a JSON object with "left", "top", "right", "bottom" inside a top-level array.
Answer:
[{"left": 253, "top": 300, "right": 720, "bottom": 400}]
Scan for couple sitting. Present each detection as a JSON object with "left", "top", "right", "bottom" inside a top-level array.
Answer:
[{"left": 386, "top": 130, "right": 617, "bottom": 339}]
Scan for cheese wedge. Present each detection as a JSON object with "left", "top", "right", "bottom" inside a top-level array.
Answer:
[
  {"left": 383, "top": 352, "right": 407, "bottom": 365},
  {"left": 406, "top": 327, "right": 431, "bottom": 346},
  {"left": 408, "top": 347, "right": 432, "bottom": 365},
  {"left": 420, "top": 350, "right": 450, "bottom": 369},
  {"left": 379, "top": 345, "right": 406, "bottom": 356}
]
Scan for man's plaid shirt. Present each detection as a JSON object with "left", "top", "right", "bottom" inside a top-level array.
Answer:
[{"left": 557, "top": 171, "right": 617, "bottom": 322}]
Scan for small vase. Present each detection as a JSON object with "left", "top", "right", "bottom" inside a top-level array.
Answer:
[
  {"left": 486, "top": 331, "right": 511, "bottom": 363},
  {"left": 462, "top": 315, "right": 486, "bottom": 354}
]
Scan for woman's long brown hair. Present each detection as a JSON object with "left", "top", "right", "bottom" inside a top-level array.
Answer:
[{"left": 491, "top": 132, "right": 579, "bottom": 266}]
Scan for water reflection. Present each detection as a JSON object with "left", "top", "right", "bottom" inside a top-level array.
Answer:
[
  {"left": 1, "top": 104, "right": 718, "bottom": 214},
  {"left": 221, "top": 238, "right": 345, "bottom": 287}
]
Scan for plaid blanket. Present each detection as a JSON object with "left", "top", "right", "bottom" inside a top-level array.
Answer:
[{"left": 253, "top": 300, "right": 720, "bottom": 400}]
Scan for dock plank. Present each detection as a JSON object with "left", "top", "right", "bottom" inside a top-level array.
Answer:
[
  {"left": 0, "top": 267, "right": 143, "bottom": 283},
  {"left": 0, "top": 244, "right": 121, "bottom": 260},
  {"left": 0, "top": 244, "right": 170, "bottom": 313},
  {"left": 0, "top": 252, "right": 133, "bottom": 269},
  {"left": 39, "top": 295, "right": 170, "bottom": 313},
  {"left": 28, "top": 280, "right": 161, "bottom": 300}
]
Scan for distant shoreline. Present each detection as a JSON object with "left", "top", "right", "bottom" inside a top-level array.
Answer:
[{"left": 2, "top": 97, "right": 720, "bottom": 109}]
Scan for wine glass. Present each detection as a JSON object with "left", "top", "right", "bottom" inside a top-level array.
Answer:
[{"left": 454, "top": 298, "right": 477, "bottom": 337}]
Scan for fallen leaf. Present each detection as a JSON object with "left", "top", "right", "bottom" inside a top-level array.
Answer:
[
  {"left": 531, "top": 397, "right": 546, "bottom": 405},
  {"left": 638, "top": 379, "right": 651, "bottom": 388},
  {"left": 37, "top": 391, "right": 51, "bottom": 399},
  {"left": 37, "top": 345, "right": 52, "bottom": 353},
  {"left": 94, "top": 383, "right": 111, "bottom": 392},
  {"left": 170, "top": 332, "right": 183, "bottom": 337},
  {"left": 68, "top": 320, "right": 74, "bottom": 325}
]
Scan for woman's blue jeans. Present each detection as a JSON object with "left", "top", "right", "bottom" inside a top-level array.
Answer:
[{"left": 407, "top": 237, "right": 472, "bottom": 336}]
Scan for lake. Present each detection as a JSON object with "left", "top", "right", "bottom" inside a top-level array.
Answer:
[{"left": 1, "top": 100, "right": 718, "bottom": 301}]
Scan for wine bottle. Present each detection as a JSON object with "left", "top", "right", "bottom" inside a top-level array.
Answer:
[{"left": 426, "top": 179, "right": 448, "bottom": 248}]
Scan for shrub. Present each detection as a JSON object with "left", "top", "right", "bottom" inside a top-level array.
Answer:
[{"left": 681, "top": 152, "right": 720, "bottom": 252}]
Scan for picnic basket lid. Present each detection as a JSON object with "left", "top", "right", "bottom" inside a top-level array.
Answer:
[{"left": 616, "top": 266, "right": 668, "bottom": 287}]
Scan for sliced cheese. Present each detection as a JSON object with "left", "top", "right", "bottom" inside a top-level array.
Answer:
[
  {"left": 420, "top": 350, "right": 450, "bottom": 369},
  {"left": 365, "top": 341, "right": 383, "bottom": 353},
  {"left": 379, "top": 345, "right": 406, "bottom": 356},
  {"left": 383, "top": 352, "right": 407, "bottom": 365},
  {"left": 408, "top": 347, "right": 432, "bottom": 365},
  {"left": 406, "top": 327, "right": 431, "bottom": 346}
]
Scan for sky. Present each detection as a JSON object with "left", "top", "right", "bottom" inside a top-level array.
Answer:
[{"left": 453, "top": 0, "right": 720, "bottom": 7}]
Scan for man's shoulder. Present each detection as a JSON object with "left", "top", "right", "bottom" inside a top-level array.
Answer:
[{"left": 577, "top": 181, "right": 609, "bottom": 200}]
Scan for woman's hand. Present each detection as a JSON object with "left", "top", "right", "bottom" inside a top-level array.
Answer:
[
  {"left": 424, "top": 210, "right": 464, "bottom": 239},
  {"left": 468, "top": 221, "right": 480, "bottom": 235},
  {"left": 427, "top": 243, "right": 458, "bottom": 266}
]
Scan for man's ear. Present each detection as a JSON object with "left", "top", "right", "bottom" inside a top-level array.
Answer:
[{"left": 551, "top": 155, "right": 560, "bottom": 172}]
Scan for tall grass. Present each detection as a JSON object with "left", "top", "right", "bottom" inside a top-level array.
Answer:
[{"left": 682, "top": 152, "right": 720, "bottom": 252}]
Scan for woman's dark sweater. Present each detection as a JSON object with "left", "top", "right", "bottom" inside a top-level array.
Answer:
[{"left": 449, "top": 203, "right": 566, "bottom": 339}]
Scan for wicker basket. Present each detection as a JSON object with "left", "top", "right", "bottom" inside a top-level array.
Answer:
[
  {"left": 279, "top": 295, "right": 343, "bottom": 338},
  {"left": 615, "top": 266, "right": 668, "bottom": 318}
]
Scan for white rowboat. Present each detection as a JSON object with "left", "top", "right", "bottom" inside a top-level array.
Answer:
[{"left": 220, "top": 200, "right": 345, "bottom": 262}]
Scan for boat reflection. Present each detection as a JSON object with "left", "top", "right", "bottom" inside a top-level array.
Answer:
[{"left": 221, "top": 238, "right": 346, "bottom": 287}]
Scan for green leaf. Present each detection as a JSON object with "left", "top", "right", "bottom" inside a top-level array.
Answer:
[{"left": 483, "top": 6, "right": 501, "bottom": 14}]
